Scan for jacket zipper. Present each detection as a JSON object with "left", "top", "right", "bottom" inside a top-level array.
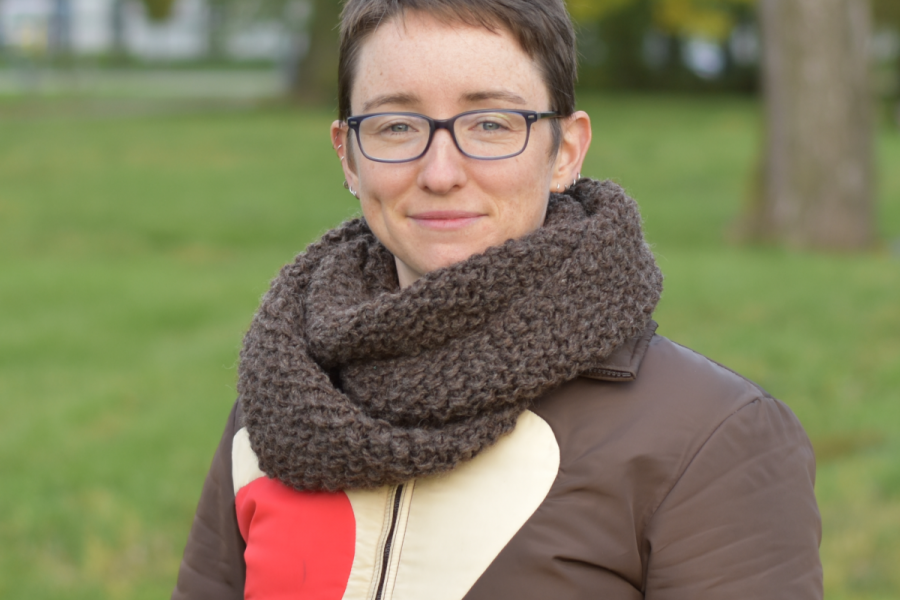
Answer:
[{"left": 373, "top": 483, "right": 404, "bottom": 600}]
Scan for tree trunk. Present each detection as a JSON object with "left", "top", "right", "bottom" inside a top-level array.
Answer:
[
  {"left": 873, "top": 0, "right": 900, "bottom": 128},
  {"left": 288, "top": 0, "right": 343, "bottom": 104},
  {"left": 207, "top": 1, "right": 229, "bottom": 60},
  {"left": 749, "top": 0, "right": 874, "bottom": 249},
  {"left": 110, "top": 0, "right": 128, "bottom": 58}
]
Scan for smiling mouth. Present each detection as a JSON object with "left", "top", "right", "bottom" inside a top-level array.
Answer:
[{"left": 409, "top": 211, "right": 485, "bottom": 231}]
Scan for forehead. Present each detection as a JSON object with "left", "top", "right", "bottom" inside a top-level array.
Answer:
[{"left": 350, "top": 11, "right": 549, "bottom": 115}]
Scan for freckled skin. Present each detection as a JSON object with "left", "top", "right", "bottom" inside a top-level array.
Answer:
[{"left": 331, "top": 11, "right": 592, "bottom": 288}]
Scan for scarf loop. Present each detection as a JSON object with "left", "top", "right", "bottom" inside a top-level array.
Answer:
[{"left": 238, "top": 179, "right": 663, "bottom": 491}]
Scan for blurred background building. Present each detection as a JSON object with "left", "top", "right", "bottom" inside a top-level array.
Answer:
[
  {"left": 0, "top": 0, "right": 895, "bottom": 100},
  {"left": 0, "top": 0, "right": 309, "bottom": 97},
  {"left": 0, "top": 0, "right": 303, "bottom": 60}
]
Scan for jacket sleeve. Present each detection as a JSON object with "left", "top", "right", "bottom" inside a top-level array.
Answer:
[
  {"left": 643, "top": 395, "right": 823, "bottom": 599},
  {"left": 172, "top": 402, "right": 246, "bottom": 600}
]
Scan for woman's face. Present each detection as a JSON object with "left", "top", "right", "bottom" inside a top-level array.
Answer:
[{"left": 333, "top": 11, "right": 590, "bottom": 287}]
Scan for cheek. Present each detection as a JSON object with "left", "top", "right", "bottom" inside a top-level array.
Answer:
[
  {"left": 358, "top": 163, "right": 416, "bottom": 205},
  {"left": 478, "top": 158, "right": 551, "bottom": 216},
  {"left": 356, "top": 170, "right": 412, "bottom": 247},
  {"left": 487, "top": 130, "right": 554, "bottom": 187},
  {"left": 519, "top": 194, "right": 550, "bottom": 234},
  {"left": 507, "top": 170, "right": 552, "bottom": 235}
]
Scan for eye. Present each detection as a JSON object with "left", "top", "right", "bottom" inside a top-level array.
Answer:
[
  {"left": 477, "top": 119, "right": 508, "bottom": 132},
  {"left": 373, "top": 119, "right": 420, "bottom": 135},
  {"left": 463, "top": 113, "right": 516, "bottom": 134}
]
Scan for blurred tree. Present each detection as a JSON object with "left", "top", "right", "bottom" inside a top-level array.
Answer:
[
  {"left": 571, "top": 0, "right": 754, "bottom": 39},
  {"left": 206, "top": 0, "right": 232, "bottom": 58},
  {"left": 743, "top": 0, "right": 874, "bottom": 249},
  {"left": 872, "top": 0, "right": 900, "bottom": 25},
  {"left": 583, "top": 0, "right": 877, "bottom": 248},
  {"left": 652, "top": 0, "right": 755, "bottom": 38},
  {"left": 873, "top": 0, "right": 900, "bottom": 123},
  {"left": 568, "top": 0, "right": 637, "bottom": 22},
  {"left": 141, "top": 0, "right": 178, "bottom": 21},
  {"left": 289, "top": 0, "right": 341, "bottom": 103},
  {"left": 110, "top": 0, "right": 127, "bottom": 59},
  {"left": 572, "top": 0, "right": 758, "bottom": 92}
]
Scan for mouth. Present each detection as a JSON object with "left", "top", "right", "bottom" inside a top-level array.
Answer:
[{"left": 409, "top": 211, "right": 485, "bottom": 231}]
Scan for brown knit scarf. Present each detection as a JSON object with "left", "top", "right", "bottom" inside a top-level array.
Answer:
[{"left": 238, "top": 179, "right": 663, "bottom": 492}]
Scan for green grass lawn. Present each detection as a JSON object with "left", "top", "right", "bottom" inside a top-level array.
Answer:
[{"left": 1, "top": 95, "right": 898, "bottom": 599}]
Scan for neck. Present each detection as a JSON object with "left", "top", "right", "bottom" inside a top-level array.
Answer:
[{"left": 395, "top": 256, "right": 422, "bottom": 289}]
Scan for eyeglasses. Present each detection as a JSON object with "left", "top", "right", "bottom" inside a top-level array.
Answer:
[{"left": 345, "top": 109, "right": 560, "bottom": 163}]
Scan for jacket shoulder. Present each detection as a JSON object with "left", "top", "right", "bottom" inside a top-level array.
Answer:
[
  {"left": 639, "top": 333, "right": 771, "bottom": 410},
  {"left": 538, "top": 333, "right": 783, "bottom": 450},
  {"left": 532, "top": 332, "right": 812, "bottom": 542},
  {"left": 526, "top": 334, "right": 819, "bottom": 596}
]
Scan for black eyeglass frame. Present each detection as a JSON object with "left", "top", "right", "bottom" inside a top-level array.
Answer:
[{"left": 345, "top": 109, "right": 561, "bottom": 163}]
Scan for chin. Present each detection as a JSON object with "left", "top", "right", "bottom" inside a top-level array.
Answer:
[
  {"left": 396, "top": 241, "right": 496, "bottom": 286},
  {"left": 430, "top": 244, "right": 490, "bottom": 271}
]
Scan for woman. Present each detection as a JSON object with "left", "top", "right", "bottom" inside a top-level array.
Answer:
[{"left": 173, "top": 1, "right": 822, "bottom": 598}]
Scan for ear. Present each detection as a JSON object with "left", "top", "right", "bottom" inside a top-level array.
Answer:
[
  {"left": 331, "top": 120, "right": 360, "bottom": 195},
  {"left": 550, "top": 111, "right": 592, "bottom": 189}
]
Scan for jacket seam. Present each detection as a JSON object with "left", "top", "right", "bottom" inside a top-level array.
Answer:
[
  {"left": 647, "top": 397, "right": 764, "bottom": 519},
  {"left": 646, "top": 342, "right": 774, "bottom": 520},
  {"left": 629, "top": 321, "right": 657, "bottom": 369},
  {"left": 640, "top": 392, "right": 769, "bottom": 591},
  {"left": 670, "top": 341, "right": 772, "bottom": 400},
  {"left": 582, "top": 323, "right": 659, "bottom": 381}
]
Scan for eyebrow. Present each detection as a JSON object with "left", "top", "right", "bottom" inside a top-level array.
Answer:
[
  {"left": 462, "top": 90, "right": 528, "bottom": 105},
  {"left": 361, "top": 93, "right": 421, "bottom": 113}
]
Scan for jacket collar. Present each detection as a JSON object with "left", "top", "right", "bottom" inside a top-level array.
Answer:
[{"left": 581, "top": 321, "right": 657, "bottom": 382}]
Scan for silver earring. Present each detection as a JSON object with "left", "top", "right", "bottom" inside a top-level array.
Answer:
[
  {"left": 556, "top": 183, "right": 561, "bottom": 192},
  {"left": 567, "top": 173, "right": 581, "bottom": 189},
  {"left": 343, "top": 180, "right": 359, "bottom": 199}
]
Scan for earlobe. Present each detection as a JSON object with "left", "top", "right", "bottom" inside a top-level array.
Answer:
[{"left": 553, "top": 111, "right": 592, "bottom": 185}]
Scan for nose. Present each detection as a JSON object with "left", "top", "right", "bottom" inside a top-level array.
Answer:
[{"left": 416, "top": 128, "right": 468, "bottom": 195}]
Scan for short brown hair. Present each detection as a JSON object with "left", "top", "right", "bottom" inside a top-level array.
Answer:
[{"left": 337, "top": 0, "right": 577, "bottom": 132}]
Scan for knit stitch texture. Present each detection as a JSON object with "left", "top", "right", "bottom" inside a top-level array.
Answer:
[{"left": 238, "top": 179, "right": 663, "bottom": 491}]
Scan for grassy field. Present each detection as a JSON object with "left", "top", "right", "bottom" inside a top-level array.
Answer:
[{"left": 1, "top": 94, "right": 898, "bottom": 599}]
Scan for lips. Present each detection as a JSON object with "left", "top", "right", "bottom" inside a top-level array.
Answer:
[{"left": 409, "top": 211, "right": 485, "bottom": 231}]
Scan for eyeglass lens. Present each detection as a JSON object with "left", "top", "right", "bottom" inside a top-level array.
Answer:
[{"left": 357, "top": 111, "right": 530, "bottom": 161}]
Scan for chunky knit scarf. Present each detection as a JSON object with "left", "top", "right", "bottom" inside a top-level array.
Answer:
[{"left": 238, "top": 179, "right": 663, "bottom": 492}]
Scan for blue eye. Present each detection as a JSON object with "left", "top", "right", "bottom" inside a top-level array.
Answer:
[{"left": 390, "top": 123, "right": 410, "bottom": 133}]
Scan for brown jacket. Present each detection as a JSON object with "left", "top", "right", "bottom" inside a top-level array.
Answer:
[{"left": 172, "top": 324, "right": 823, "bottom": 599}]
